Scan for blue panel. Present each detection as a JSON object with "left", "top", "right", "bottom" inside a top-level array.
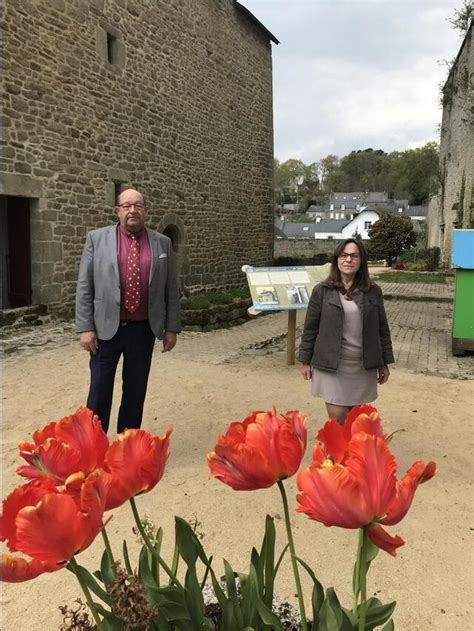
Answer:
[{"left": 452, "top": 230, "right": 474, "bottom": 269}]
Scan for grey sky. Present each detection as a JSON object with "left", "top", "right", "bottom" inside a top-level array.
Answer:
[{"left": 241, "top": 0, "right": 464, "bottom": 162}]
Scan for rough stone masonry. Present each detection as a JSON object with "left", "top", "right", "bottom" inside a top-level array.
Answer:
[{"left": 0, "top": 0, "right": 277, "bottom": 315}]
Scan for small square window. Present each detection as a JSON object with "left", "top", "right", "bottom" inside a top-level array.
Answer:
[{"left": 364, "top": 221, "right": 372, "bottom": 229}]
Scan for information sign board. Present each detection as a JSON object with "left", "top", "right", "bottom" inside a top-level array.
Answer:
[{"left": 242, "top": 264, "right": 330, "bottom": 312}]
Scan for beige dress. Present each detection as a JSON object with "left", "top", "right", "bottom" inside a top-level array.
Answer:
[{"left": 311, "top": 292, "right": 377, "bottom": 405}]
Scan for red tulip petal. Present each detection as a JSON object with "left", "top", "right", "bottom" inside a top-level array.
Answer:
[
  {"left": 368, "top": 523, "right": 405, "bottom": 556},
  {"left": 382, "top": 460, "right": 436, "bottom": 526},
  {"left": 296, "top": 463, "right": 371, "bottom": 528},
  {"left": 18, "top": 438, "right": 83, "bottom": 484},
  {"left": 55, "top": 407, "right": 109, "bottom": 473},
  {"left": 15, "top": 492, "right": 101, "bottom": 564},
  {"left": 346, "top": 434, "right": 397, "bottom": 520},
  {"left": 316, "top": 419, "right": 348, "bottom": 463},
  {"left": 208, "top": 444, "right": 277, "bottom": 490},
  {"left": 104, "top": 428, "right": 171, "bottom": 508},
  {"left": 0, "top": 479, "right": 57, "bottom": 551},
  {"left": 31, "top": 421, "right": 57, "bottom": 446},
  {"left": 0, "top": 553, "right": 59, "bottom": 582}
]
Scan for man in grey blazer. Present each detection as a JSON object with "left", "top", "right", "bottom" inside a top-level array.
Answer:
[{"left": 75, "top": 188, "right": 181, "bottom": 433}]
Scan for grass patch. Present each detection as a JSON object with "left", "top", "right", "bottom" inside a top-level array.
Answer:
[
  {"left": 181, "top": 287, "right": 250, "bottom": 310},
  {"left": 371, "top": 271, "right": 446, "bottom": 284}
]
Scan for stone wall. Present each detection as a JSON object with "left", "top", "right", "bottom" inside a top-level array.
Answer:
[
  {"left": 427, "top": 24, "right": 474, "bottom": 266},
  {"left": 0, "top": 0, "right": 275, "bottom": 314},
  {"left": 274, "top": 238, "right": 342, "bottom": 260}
]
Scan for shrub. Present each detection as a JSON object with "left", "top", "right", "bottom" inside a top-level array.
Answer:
[
  {"left": 181, "top": 295, "right": 211, "bottom": 310},
  {"left": 393, "top": 261, "right": 405, "bottom": 270},
  {"left": 207, "top": 292, "right": 233, "bottom": 305},
  {"left": 425, "top": 247, "right": 441, "bottom": 271}
]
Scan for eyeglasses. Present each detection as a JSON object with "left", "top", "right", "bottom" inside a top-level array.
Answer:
[
  {"left": 117, "top": 203, "right": 146, "bottom": 211},
  {"left": 338, "top": 253, "right": 360, "bottom": 261}
]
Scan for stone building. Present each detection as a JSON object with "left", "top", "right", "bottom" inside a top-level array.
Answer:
[
  {"left": 427, "top": 23, "right": 474, "bottom": 266},
  {"left": 0, "top": 0, "right": 278, "bottom": 315}
]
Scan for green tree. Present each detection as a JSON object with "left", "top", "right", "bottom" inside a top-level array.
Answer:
[{"left": 367, "top": 214, "right": 417, "bottom": 266}]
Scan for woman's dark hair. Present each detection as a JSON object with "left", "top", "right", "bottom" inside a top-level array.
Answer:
[{"left": 324, "top": 238, "right": 371, "bottom": 292}]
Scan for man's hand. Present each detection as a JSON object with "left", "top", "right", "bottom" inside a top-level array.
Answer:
[
  {"left": 300, "top": 364, "right": 312, "bottom": 380},
  {"left": 80, "top": 331, "right": 98, "bottom": 354},
  {"left": 162, "top": 331, "right": 177, "bottom": 353},
  {"left": 378, "top": 365, "right": 390, "bottom": 384}
]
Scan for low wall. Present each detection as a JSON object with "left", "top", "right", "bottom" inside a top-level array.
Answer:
[
  {"left": 182, "top": 298, "right": 252, "bottom": 332},
  {"left": 274, "top": 239, "right": 337, "bottom": 259}
]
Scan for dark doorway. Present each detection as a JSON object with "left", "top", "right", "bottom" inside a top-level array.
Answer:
[
  {"left": 0, "top": 195, "right": 32, "bottom": 308},
  {"left": 163, "top": 224, "right": 179, "bottom": 253}
]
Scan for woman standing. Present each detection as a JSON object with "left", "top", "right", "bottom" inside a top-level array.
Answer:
[{"left": 298, "top": 238, "right": 394, "bottom": 424}]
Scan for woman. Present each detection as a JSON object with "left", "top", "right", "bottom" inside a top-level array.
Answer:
[{"left": 298, "top": 238, "right": 394, "bottom": 424}]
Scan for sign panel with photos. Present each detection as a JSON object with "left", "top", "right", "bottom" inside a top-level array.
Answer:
[{"left": 242, "top": 264, "right": 330, "bottom": 311}]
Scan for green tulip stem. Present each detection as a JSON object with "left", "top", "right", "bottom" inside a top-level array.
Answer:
[
  {"left": 358, "top": 526, "right": 369, "bottom": 631},
  {"left": 277, "top": 480, "right": 308, "bottom": 631},
  {"left": 129, "top": 496, "right": 183, "bottom": 589},
  {"left": 101, "top": 526, "right": 116, "bottom": 572},
  {"left": 68, "top": 556, "right": 105, "bottom": 631},
  {"left": 352, "top": 528, "right": 364, "bottom": 613}
]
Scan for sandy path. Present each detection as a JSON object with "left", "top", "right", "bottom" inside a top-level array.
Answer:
[{"left": 1, "top": 336, "right": 473, "bottom": 630}]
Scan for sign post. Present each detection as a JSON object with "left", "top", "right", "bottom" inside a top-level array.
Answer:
[{"left": 242, "top": 264, "right": 330, "bottom": 365}]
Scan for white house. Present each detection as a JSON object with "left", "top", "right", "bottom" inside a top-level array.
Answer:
[{"left": 313, "top": 210, "right": 380, "bottom": 240}]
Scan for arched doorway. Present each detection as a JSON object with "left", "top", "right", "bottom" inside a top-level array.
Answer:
[{"left": 157, "top": 213, "right": 187, "bottom": 292}]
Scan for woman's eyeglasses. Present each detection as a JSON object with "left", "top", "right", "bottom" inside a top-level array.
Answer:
[{"left": 338, "top": 253, "right": 360, "bottom": 261}]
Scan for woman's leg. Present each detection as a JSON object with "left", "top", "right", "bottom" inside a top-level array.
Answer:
[{"left": 325, "top": 402, "right": 351, "bottom": 425}]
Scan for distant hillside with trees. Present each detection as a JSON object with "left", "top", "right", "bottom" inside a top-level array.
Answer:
[{"left": 274, "top": 142, "right": 440, "bottom": 210}]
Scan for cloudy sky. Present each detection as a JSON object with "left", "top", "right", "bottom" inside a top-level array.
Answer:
[{"left": 241, "top": 0, "right": 464, "bottom": 163}]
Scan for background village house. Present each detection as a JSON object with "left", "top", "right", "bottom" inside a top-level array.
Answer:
[{"left": 0, "top": 0, "right": 278, "bottom": 321}]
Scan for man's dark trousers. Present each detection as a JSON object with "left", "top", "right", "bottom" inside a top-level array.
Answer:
[{"left": 87, "top": 320, "right": 155, "bottom": 433}]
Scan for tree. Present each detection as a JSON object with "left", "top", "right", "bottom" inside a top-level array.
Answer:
[{"left": 367, "top": 214, "right": 417, "bottom": 266}]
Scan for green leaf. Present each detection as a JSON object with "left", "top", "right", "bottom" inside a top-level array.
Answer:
[
  {"left": 319, "top": 588, "right": 343, "bottom": 631},
  {"left": 381, "top": 619, "right": 394, "bottom": 631},
  {"left": 262, "top": 515, "right": 276, "bottom": 610},
  {"left": 122, "top": 539, "right": 133, "bottom": 575},
  {"left": 296, "top": 556, "right": 324, "bottom": 627},
  {"left": 100, "top": 549, "right": 116, "bottom": 587},
  {"left": 92, "top": 601, "right": 123, "bottom": 628},
  {"left": 224, "top": 559, "right": 244, "bottom": 628},
  {"left": 151, "top": 585, "right": 192, "bottom": 622},
  {"left": 184, "top": 567, "right": 206, "bottom": 629},
  {"left": 274, "top": 543, "right": 289, "bottom": 578},
  {"left": 255, "top": 596, "right": 285, "bottom": 629},
  {"left": 175, "top": 516, "right": 208, "bottom": 566},
  {"left": 363, "top": 601, "right": 396, "bottom": 630},
  {"left": 341, "top": 607, "right": 358, "bottom": 630},
  {"left": 75, "top": 563, "right": 112, "bottom": 605}
]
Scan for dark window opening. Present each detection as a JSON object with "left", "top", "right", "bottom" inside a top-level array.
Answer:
[
  {"left": 107, "top": 33, "right": 118, "bottom": 64},
  {"left": 114, "top": 181, "right": 125, "bottom": 204},
  {"left": 0, "top": 195, "right": 32, "bottom": 309}
]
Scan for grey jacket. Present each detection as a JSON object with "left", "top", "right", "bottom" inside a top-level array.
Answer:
[
  {"left": 75, "top": 225, "right": 181, "bottom": 340},
  {"left": 298, "top": 282, "right": 394, "bottom": 371}
]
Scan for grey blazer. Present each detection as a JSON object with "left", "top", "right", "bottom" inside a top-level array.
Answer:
[{"left": 75, "top": 225, "right": 181, "bottom": 340}]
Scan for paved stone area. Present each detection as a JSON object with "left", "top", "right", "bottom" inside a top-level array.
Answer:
[{"left": 1, "top": 280, "right": 472, "bottom": 379}]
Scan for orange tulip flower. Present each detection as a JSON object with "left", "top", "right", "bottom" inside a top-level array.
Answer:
[
  {"left": 208, "top": 408, "right": 307, "bottom": 491},
  {"left": 0, "top": 471, "right": 107, "bottom": 581},
  {"left": 0, "top": 553, "right": 58, "bottom": 582},
  {"left": 17, "top": 407, "right": 109, "bottom": 485},
  {"left": 103, "top": 427, "right": 172, "bottom": 510},
  {"left": 297, "top": 427, "right": 436, "bottom": 556}
]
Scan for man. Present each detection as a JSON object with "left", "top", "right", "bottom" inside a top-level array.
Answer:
[{"left": 75, "top": 188, "right": 181, "bottom": 433}]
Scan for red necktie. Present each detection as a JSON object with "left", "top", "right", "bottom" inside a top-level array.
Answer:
[{"left": 125, "top": 235, "right": 140, "bottom": 313}]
